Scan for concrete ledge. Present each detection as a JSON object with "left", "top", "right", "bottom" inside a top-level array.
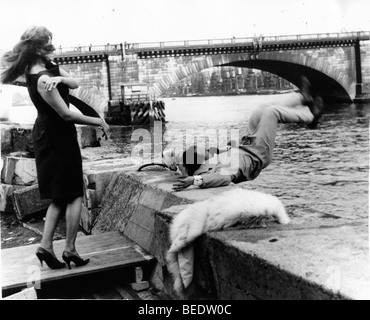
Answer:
[
  {"left": 88, "top": 167, "right": 370, "bottom": 300},
  {"left": 206, "top": 221, "right": 369, "bottom": 300}
]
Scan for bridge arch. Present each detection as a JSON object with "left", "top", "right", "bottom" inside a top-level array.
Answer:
[{"left": 150, "top": 51, "right": 354, "bottom": 103}]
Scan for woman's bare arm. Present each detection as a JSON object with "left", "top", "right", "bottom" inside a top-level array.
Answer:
[
  {"left": 42, "top": 67, "right": 79, "bottom": 91},
  {"left": 37, "top": 74, "right": 104, "bottom": 127}
]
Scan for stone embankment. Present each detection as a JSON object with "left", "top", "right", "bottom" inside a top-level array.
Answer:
[{"left": 1, "top": 123, "right": 369, "bottom": 300}]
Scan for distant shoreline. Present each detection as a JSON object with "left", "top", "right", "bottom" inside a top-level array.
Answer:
[{"left": 162, "top": 89, "right": 296, "bottom": 99}]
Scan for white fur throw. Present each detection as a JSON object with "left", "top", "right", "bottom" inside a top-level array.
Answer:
[{"left": 166, "top": 188, "right": 289, "bottom": 296}]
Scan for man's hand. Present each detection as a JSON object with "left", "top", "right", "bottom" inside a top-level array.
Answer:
[{"left": 172, "top": 176, "right": 194, "bottom": 192}]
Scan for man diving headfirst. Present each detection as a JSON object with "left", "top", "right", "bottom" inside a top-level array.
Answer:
[{"left": 163, "top": 77, "right": 324, "bottom": 191}]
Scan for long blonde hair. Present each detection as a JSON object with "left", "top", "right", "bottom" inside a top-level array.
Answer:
[{"left": 1, "top": 26, "right": 54, "bottom": 84}]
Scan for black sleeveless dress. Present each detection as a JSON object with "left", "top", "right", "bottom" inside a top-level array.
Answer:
[{"left": 26, "top": 66, "right": 83, "bottom": 200}]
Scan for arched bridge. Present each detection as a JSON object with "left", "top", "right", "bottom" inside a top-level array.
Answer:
[{"left": 54, "top": 31, "right": 370, "bottom": 105}]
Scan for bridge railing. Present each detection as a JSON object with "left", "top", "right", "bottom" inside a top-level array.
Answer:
[
  {"left": 55, "top": 44, "right": 123, "bottom": 56},
  {"left": 128, "top": 37, "right": 254, "bottom": 50},
  {"left": 126, "top": 31, "right": 369, "bottom": 51},
  {"left": 52, "top": 31, "right": 369, "bottom": 56}
]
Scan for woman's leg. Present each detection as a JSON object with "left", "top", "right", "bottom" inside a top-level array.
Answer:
[
  {"left": 40, "top": 200, "right": 65, "bottom": 256},
  {"left": 64, "top": 196, "right": 83, "bottom": 254}
]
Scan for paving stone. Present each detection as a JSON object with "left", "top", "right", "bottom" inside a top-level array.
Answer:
[
  {"left": 0, "top": 184, "right": 25, "bottom": 213},
  {"left": 92, "top": 172, "right": 145, "bottom": 233},
  {"left": 2, "top": 155, "right": 37, "bottom": 186},
  {"left": 1, "top": 125, "right": 13, "bottom": 152},
  {"left": 124, "top": 205, "right": 156, "bottom": 253},
  {"left": 12, "top": 184, "right": 51, "bottom": 220}
]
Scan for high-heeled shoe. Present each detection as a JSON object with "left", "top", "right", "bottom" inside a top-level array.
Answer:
[
  {"left": 35, "top": 247, "right": 66, "bottom": 269},
  {"left": 62, "top": 251, "right": 90, "bottom": 270}
]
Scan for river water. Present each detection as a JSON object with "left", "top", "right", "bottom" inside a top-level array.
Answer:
[{"left": 8, "top": 94, "right": 369, "bottom": 223}]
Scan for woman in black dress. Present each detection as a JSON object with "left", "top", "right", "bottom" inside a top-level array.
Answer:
[{"left": 1, "top": 26, "right": 109, "bottom": 269}]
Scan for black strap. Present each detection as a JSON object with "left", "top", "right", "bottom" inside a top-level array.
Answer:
[{"left": 68, "top": 94, "right": 100, "bottom": 118}]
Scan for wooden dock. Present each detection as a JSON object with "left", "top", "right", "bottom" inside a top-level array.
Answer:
[{"left": 1, "top": 231, "right": 154, "bottom": 297}]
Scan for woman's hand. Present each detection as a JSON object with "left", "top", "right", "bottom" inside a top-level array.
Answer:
[
  {"left": 172, "top": 176, "right": 194, "bottom": 192},
  {"left": 98, "top": 118, "right": 110, "bottom": 140},
  {"left": 42, "top": 76, "right": 63, "bottom": 91}
]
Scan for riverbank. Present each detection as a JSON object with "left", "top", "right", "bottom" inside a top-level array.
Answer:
[
  {"left": 3, "top": 149, "right": 369, "bottom": 300},
  {"left": 162, "top": 89, "right": 296, "bottom": 99},
  {"left": 2, "top": 138, "right": 369, "bottom": 300},
  {"left": 2, "top": 94, "right": 369, "bottom": 299}
]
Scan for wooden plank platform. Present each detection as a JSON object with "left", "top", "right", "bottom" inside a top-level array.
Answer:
[{"left": 1, "top": 231, "right": 154, "bottom": 293}]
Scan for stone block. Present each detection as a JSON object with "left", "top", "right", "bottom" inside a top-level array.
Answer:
[
  {"left": 11, "top": 126, "right": 33, "bottom": 153},
  {"left": 83, "top": 170, "right": 116, "bottom": 208},
  {"left": 84, "top": 188, "right": 99, "bottom": 209},
  {"left": 130, "top": 266, "right": 150, "bottom": 291},
  {"left": 0, "top": 184, "right": 25, "bottom": 213},
  {"left": 12, "top": 184, "right": 51, "bottom": 220},
  {"left": 82, "top": 161, "right": 134, "bottom": 208},
  {"left": 2, "top": 155, "right": 37, "bottom": 186},
  {"left": 153, "top": 206, "right": 184, "bottom": 266},
  {"left": 0, "top": 125, "right": 34, "bottom": 153},
  {"left": 92, "top": 172, "right": 145, "bottom": 233},
  {"left": 1, "top": 125, "right": 13, "bottom": 152},
  {"left": 138, "top": 188, "right": 168, "bottom": 212},
  {"left": 76, "top": 125, "right": 100, "bottom": 148},
  {"left": 124, "top": 204, "right": 156, "bottom": 253}
]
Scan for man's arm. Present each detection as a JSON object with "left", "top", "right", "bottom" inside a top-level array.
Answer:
[
  {"left": 172, "top": 173, "right": 233, "bottom": 191},
  {"left": 199, "top": 173, "right": 232, "bottom": 188}
]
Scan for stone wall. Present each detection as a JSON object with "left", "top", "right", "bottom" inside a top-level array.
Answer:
[
  {"left": 78, "top": 165, "right": 370, "bottom": 300},
  {"left": 61, "top": 58, "right": 126, "bottom": 106},
  {"left": 62, "top": 62, "right": 108, "bottom": 98}
]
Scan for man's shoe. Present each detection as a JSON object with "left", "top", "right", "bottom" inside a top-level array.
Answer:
[{"left": 307, "top": 96, "right": 324, "bottom": 129}]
